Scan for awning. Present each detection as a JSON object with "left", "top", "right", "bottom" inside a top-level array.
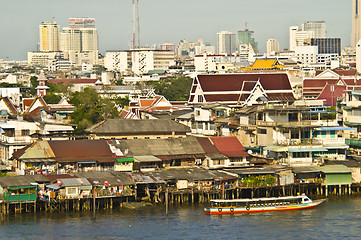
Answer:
[
  {"left": 272, "top": 146, "right": 288, "bottom": 152},
  {"left": 315, "top": 127, "right": 355, "bottom": 131},
  {"left": 7, "top": 185, "right": 37, "bottom": 190},
  {"left": 288, "top": 148, "right": 328, "bottom": 152},
  {"left": 263, "top": 146, "right": 280, "bottom": 151},
  {"left": 345, "top": 122, "right": 361, "bottom": 127},
  {"left": 323, "top": 144, "right": 349, "bottom": 149},
  {"left": 133, "top": 156, "right": 162, "bottom": 162},
  {"left": 46, "top": 184, "right": 61, "bottom": 190},
  {"left": 78, "top": 161, "right": 96, "bottom": 164},
  {"left": 117, "top": 158, "right": 134, "bottom": 163}
]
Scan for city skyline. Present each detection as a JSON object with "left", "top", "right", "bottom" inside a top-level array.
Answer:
[{"left": 0, "top": 0, "right": 352, "bottom": 60}]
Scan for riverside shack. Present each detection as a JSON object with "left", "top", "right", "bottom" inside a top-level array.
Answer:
[{"left": 0, "top": 175, "right": 48, "bottom": 202}]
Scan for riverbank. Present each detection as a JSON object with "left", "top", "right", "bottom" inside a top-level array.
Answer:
[{"left": 2, "top": 183, "right": 361, "bottom": 217}]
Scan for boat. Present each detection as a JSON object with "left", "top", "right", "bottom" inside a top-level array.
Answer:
[{"left": 204, "top": 194, "right": 326, "bottom": 215}]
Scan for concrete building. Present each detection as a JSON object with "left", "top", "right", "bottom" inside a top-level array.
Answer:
[
  {"left": 356, "top": 39, "right": 361, "bottom": 73},
  {"left": 104, "top": 49, "right": 174, "bottom": 75},
  {"left": 302, "top": 21, "right": 327, "bottom": 38},
  {"left": 310, "top": 38, "right": 341, "bottom": 56},
  {"left": 289, "top": 26, "right": 299, "bottom": 51},
  {"left": 295, "top": 46, "right": 318, "bottom": 66},
  {"left": 352, "top": 0, "right": 361, "bottom": 48},
  {"left": 161, "top": 42, "right": 175, "bottom": 54},
  {"left": 267, "top": 38, "right": 280, "bottom": 56},
  {"left": 59, "top": 18, "right": 98, "bottom": 65},
  {"left": 238, "top": 27, "right": 258, "bottom": 53},
  {"left": 217, "top": 31, "right": 237, "bottom": 55},
  {"left": 27, "top": 52, "right": 58, "bottom": 66},
  {"left": 39, "top": 21, "right": 60, "bottom": 52}
]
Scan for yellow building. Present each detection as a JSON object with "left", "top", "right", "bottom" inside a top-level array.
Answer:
[{"left": 243, "top": 59, "right": 285, "bottom": 72}]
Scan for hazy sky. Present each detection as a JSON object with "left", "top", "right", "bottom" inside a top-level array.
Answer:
[{"left": 0, "top": 0, "right": 352, "bottom": 60}]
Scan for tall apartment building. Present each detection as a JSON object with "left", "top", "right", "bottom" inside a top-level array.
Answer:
[
  {"left": 217, "top": 31, "right": 237, "bottom": 55},
  {"left": 39, "top": 21, "right": 60, "bottom": 52},
  {"left": 289, "top": 25, "right": 314, "bottom": 51},
  {"left": 352, "top": 0, "right": 361, "bottom": 48},
  {"left": 289, "top": 26, "right": 298, "bottom": 51},
  {"left": 238, "top": 27, "right": 258, "bottom": 53},
  {"left": 310, "top": 38, "right": 341, "bottom": 55},
  {"left": 105, "top": 49, "right": 175, "bottom": 75},
  {"left": 266, "top": 38, "right": 280, "bottom": 55},
  {"left": 59, "top": 18, "right": 98, "bottom": 65},
  {"left": 302, "top": 21, "right": 327, "bottom": 38}
]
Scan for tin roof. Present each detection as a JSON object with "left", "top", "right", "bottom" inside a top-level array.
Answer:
[{"left": 86, "top": 119, "right": 191, "bottom": 135}]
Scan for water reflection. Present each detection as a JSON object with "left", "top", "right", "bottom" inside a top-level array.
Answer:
[{"left": 0, "top": 198, "right": 361, "bottom": 239}]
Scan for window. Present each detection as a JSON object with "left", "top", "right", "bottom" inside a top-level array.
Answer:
[
  {"left": 21, "top": 129, "right": 30, "bottom": 136},
  {"left": 257, "top": 129, "right": 267, "bottom": 134}
]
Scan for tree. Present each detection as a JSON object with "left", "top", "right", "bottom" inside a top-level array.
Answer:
[
  {"left": 113, "top": 96, "right": 130, "bottom": 108},
  {"left": 29, "top": 76, "right": 38, "bottom": 95},
  {"left": 69, "top": 88, "right": 119, "bottom": 134},
  {"left": 147, "top": 76, "right": 193, "bottom": 101},
  {"left": 43, "top": 92, "right": 62, "bottom": 104}
]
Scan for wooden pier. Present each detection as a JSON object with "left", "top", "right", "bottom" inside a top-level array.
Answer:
[{"left": 2, "top": 183, "right": 361, "bottom": 217}]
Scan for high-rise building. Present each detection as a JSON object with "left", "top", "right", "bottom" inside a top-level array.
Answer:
[
  {"left": 295, "top": 31, "right": 314, "bottom": 47},
  {"left": 60, "top": 18, "right": 98, "bottom": 52},
  {"left": 266, "top": 38, "right": 280, "bottom": 55},
  {"left": 289, "top": 26, "right": 298, "bottom": 51},
  {"left": 217, "top": 31, "right": 236, "bottom": 55},
  {"left": 302, "top": 21, "right": 327, "bottom": 38},
  {"left": 238, "top": 27, "right": 258, "bottom": 53},
  {"left": 310, "top": 38, "right": 341, "bottom": 55},
  {"left": 59, "top": 18, "right": 98, "bottom": 65},
  {"left": 39, "top": 21, "right": 60, "bottom": 52},
  {"left": 352, "top": 0, "right": 361, "bottom": 48}
]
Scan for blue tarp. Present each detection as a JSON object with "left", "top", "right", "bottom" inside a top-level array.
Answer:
[{"left": 315, "top": 127, "right": 355, "bottom": 131}]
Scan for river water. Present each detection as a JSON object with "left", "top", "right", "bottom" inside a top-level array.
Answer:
[{"left": 1, "top": 197, "right": 361, "bottom": 240}]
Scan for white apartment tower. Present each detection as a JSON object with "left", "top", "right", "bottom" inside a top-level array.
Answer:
[
  {"left": 60, "top": 18, "right": 98, "bottom": 52},
  {"left": 352, "top": 0, "right": 361, "bottom": 48},
  {"left": 217, "top": 31, "right": 237, "bottom": 55},
  {"left": 39, "top": 21, "right": 60, "bottom": 52},
  {"left": 302, "top": 21, "right": 327, "bottom": 38},
  {"left": 59, "top": 18, "right": 98, "bottom": 65},
  {"left": 289, "top": 26, "right": 298, "bottom": 51},
  {"left": 289, "top": 26, "right": 314, "bottom": 51},
  {"left": 266, "top": 38, "right": 280, "bottom": 55}
]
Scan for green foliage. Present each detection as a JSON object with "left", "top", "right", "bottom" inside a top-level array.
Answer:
[
  {"left": 148, "top": 76, "right": 193, "bottom": 101},
  {"left": 29, "top": 76, "right": 38, "bottom": 95},
  {"left": 69, "top": 87, "right": 119, "bottom": 134},
  {"left": 0, "top": 82, "right": 24, "bottom": 88},
  {"left": 43, "top": 92, "right": 62, "bottom": 104},
  {"left": 321, "top": 106, "right": 336, "bottom": 120},
  {"left": 240, "top": 175, "right": 277, "bottom": 187},
  {"left": 113, "top": 96, "right": 130, "bottom": 108},
  {"left": 114, "top": 79, "right": 124, "bottom": 85}
]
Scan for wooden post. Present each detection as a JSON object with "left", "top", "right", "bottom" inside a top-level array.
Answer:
[
  {"left": 222, "top": 183, "right": 225, "bottom": 199},
  {"left": 93, "top": 188, "right": 96, "bottom": 219},
  {"left": 165, "top": 187, "right": 169, "bottom": 215}
]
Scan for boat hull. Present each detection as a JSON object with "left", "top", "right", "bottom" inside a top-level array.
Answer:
[{"left": 204, "top": 199, "right": 327, "bottom": 215}]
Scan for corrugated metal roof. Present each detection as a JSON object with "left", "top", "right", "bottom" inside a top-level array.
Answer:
[
  {"left": 108, "top": 136, "right": 205, "bottom": 157},
  {"left": 20, "top": 141, "right": 55, "bottom": 159},
  {"left": 86, "top": 119, "right": 191, "bottom": 134},
  {"left": 148, "top": 168, "right": 237, "bottom": 182},
  {"left": 58, "top": 177, "right": 92, "bottom": 187},
  {"left": 317, "top": 165, "right": 352, "bottom": 174},
  {"left": 0, "top": 175, "right": 49, "bottom": 187}
]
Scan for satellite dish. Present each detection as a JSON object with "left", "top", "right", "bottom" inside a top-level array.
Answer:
[{"left": 247, "top": 150, "right": 253, "bottom": 154}]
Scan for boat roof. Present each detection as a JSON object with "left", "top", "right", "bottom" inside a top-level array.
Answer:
[{"left": 210, "top": 195, "right": 308, "bottom": 203}]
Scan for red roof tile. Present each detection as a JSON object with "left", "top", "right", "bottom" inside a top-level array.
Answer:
[
  {"left": 317, "top": 85, "right": 346, "bottom": 106},
  {"left": 210, "top": 136, "right": 249, "bottom": 157},
  {"left": 197, "top": 73, "right": 292, "bottom": 92}
]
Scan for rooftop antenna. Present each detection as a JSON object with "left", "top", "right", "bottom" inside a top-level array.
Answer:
[
  {"left": 137, "top": 0, "right": 140, "bottom": 48},
  {"left": 245, "top": 22, "right": 248, "bottom": 30}
]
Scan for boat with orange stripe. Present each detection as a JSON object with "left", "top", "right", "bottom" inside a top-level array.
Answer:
[{"left": 204, "top": 194, "right": 326, "bottom": 215}]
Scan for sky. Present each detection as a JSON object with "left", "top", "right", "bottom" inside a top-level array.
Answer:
[{"left": 0, "top": 0, "right": 352, "bottom": 60}]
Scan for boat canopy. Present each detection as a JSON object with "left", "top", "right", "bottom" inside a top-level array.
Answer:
[{"left": 210, "top": 195, "right": 307, "bottom": 203}]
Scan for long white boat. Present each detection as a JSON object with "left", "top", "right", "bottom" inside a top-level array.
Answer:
[{"left": 204, "top": 195, "right": 326, "bottom": 215}]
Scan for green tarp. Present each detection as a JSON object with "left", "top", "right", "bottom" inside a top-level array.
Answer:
[{"left": 117, "top": 158, "right": 134, "bottom": 163}]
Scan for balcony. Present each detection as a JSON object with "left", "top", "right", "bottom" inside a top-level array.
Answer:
[
  {"left": 0, "top": 135, "right": 32, "bottom": 144},
  {"left": 256, "top": 120, "right": 314, "bottom": 127}
]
